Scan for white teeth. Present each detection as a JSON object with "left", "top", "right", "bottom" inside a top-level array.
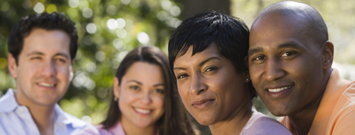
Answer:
[
  {"left": 134, "top": 108, "right": 150, "bottom": 114},
  {"left": 268, "top": 86, "right": 291, "bottom": 92},
  {"left": 38, "top": 83, "right": 54, "bottom": 87}
]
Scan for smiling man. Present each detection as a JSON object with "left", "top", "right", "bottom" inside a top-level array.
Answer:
[
  {"left": 248, "top": 1, "right": 355, "bottom": 135},
  {"left": 0, "top": 12, "right": 88, "bottom": 135}
]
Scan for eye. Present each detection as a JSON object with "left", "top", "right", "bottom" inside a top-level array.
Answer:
[
  {"left": 253, "top": 55, "right": 265, "bottom": 61},
  {"left": 129, "top": 85, "right": 140, "bottom": 91},
  {"left": 30, "top": 56, "right": 41, "bottom": 60},
  {"left": 281, "top": 51, "right": 296, "bottom": 57},
  {"left": 55, "top": 58, "right": 67, "bottom": 63},
  {"left": 154, "top": 88, "right": 165, "bottom": 94},
  {"left": 177, "top": 73, "right": 188, "bottom": 80},
  {"left": 280, "top": 51, "right": 298, "bottom": 60},
  {"left": 204, "top": 66, "right": 217, "bottom": 72}
]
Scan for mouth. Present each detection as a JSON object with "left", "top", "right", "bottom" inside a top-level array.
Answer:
[
  {"left": 37, "top": 82, "right": 56, "bottom": 88},
  {"left": 265, "top": 85, "right": 293, "bottom": 98},
  {"left": 192, "top": 99, "right": 215, "bottom": 109},
  {"left": 268, "top": 86, "right": 292, "bottom": 92},
  {"left": 134, "top": 107, "right": 152, "bottom": 115}
]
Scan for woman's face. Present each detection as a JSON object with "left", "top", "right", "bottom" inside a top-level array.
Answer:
[
  {"left": 173, "top": 42, "right": 250, "bottom": 125},
  {"left": 114, "top": 62, "right": 165, "bottom": 128}
]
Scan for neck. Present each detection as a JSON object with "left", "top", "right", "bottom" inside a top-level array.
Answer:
[
  {"left": 121, "top": 118, "right": 157, "bottom": 135},
  {"left": 209, "top": 101, "right": 253, "bottom": 135},
  {"left": 14, "top": 91, "right": 55, "bottom": 135},
  {"left": 288, "top": 69, "right": 332, "bottom": 135}
]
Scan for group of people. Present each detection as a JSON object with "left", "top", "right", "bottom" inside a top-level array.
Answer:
[{"left": 0, "top": 1, "right": 354, "bottom": 135}]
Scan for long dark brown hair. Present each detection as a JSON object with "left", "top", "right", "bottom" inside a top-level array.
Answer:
[{"left": 101, "top": 46, "right": 196, "bottom": 135}]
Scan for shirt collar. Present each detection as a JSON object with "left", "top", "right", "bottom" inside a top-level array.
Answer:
[
  {"left": 0, "top": 88, "right": 87, "bottom": 128},
  {"left": 0, "top": 89, "right": 19, "bottom": 112}
]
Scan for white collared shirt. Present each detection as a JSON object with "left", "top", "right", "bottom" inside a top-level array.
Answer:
[{"left": 0, "top": 89, "right": 89, "bottom": 135}]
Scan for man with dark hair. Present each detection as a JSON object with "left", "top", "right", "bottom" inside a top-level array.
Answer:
[
  {"left": 0, "top": 12, "right": 88, "bottom": 135},
  {"left": 248, "top": 1, "right": 355, "bottom": 135}
]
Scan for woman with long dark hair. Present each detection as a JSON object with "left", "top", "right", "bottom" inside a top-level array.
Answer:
[{"left": 75, "top": 46, "right": 195, "bottom": 135}]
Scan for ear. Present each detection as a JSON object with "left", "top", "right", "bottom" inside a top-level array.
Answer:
[
  {"left": 243, "top": 56, "right": 251, "bottom": 83},
  {"left": 113, "top": 77, "right": 120, "bottom": 98},
  {"left": 321, "top": 41, "right": 334, "bottom": 70},
  {"left": 8, "top": 54, "right": 18, "bottom": 79}
]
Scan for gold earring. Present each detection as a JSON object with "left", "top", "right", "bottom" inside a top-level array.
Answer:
[{"left": 114, "top": 97, "right": 118, "bottom": 102}]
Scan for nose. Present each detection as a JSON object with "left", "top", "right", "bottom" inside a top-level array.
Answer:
[
  {"left": 140, "top": 91, "right": 153, "bottom": 105},
  {"left": 189, "top": 74, "right": 207, "bottom": 95},
  {"left": 264, "top": 57, "right": 285, "bottom": 81},
  {"left": 41, "top": 60, "right": 56, "bottom": 77}
]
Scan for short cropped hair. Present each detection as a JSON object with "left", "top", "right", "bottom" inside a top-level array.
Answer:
[
  {"left": 8, "top": 12, "right": 78, "bottom": 64},
  {"left": 168, "top": 11, "right": 256, "bottom": 98}
]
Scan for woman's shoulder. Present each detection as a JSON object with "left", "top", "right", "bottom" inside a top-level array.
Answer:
[{"left": 241, "top": 111, "right": 292, "bottom": 135}]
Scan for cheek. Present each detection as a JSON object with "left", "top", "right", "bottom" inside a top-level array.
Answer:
[
  {"left": 153, "top": 95, "right": 165, "bottom": 109},
  {"left": 177, "top": 81, "right": 189, "bottom": 98},
  {"left": 56, "top": 66, "right": 72, "bottom": 79},
  {"left": 118, "top": 92, "right": 135, "bottom": 106},
  {"left": 249, "top": 66, "right": 263, "bottom": 81}
]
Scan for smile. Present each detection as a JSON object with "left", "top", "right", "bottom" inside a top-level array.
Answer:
[
  {"left": 134, "top": 107, "right": 151, "bottom": 114},
  {"left": 268, "top": 86, "right": 292, "bottom": 92},
  {"left": 38, "top": 82, "right": 55, "bottom": 87}
]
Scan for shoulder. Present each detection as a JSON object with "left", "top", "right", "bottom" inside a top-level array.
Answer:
[
  {"left": 242, "top": 112, "right": 291, "bottom": 135},
  {"left": 330, "top": 110, "right": 355, "bottom": 135}
]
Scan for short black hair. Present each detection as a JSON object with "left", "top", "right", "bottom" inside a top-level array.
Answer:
[
  {"left": 168, "top": 11, "right": 256, "bottom": 98},
  {"left": 8, "top": 12, "right": 78, "bottom": 64}
]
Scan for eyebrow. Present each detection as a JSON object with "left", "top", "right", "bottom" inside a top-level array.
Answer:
[
  {"left": 26, "top": 51, "right": 70, "bottom": 59},
  {"left": 128, "top": 80, "right": 164, "bottom": 87},
  {"left": 248, "top": 47, "right": 263, "bottom": 56},
  {"left": 154, "top": 84, "right": 164, "bottom": 87},
  {"left": 277, "top": 42, "right": 303, "bottom": 50},
  {"left": 173, "top": 57, "right": 221, "bottom": 70},
  {"left": 127, "top": 80, "right": 142, "bottom": 85},
  {"left": 248, "top": 42, "right": 303, "bottom": 56}
]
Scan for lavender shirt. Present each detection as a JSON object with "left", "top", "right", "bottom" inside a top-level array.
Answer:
[
  {"left": 240, "top": 111, "right": 292, "bottom": 135},
  {"left": 72, "top": 122, "right": 125, "bottom": 135}
]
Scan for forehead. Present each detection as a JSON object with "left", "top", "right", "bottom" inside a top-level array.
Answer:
[
  {"left": 174, "top": 43, "right": 222, "bottom": 66},
  {"left": 21, "top": 28, "right": 71, "bottom": 56},
  {"left": 123, "top": 62, "right": 164, "bottom": 83},
  {"left": 249, "top": 13, "right": 310, "bottom": 48}
]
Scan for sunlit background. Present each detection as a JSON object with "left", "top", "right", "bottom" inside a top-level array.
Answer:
[{"left": 0, "top": 0, "right": 354, "bottom": 134}]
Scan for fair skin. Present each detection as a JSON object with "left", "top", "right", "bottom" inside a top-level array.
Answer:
[
  {"left": 113, "top": 62, "right": 165, "bottom": 135},
  {"left": 173, "top": 43, "right": 252, "bottom": 135},
  {"left": 8, "top": 28, "right": 73, "bottom": 135},
  {"left": 248, "top": 12, "right": 333, "bottom": 134}
]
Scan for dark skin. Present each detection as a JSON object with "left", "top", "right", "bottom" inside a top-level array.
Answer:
[{"left": 248, "top": 1, "right": 334, "bottom": 135}]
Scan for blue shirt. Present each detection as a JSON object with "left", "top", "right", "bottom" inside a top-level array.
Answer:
[{"left": 0, "top": 89, "right": 89, "bottom": 135}]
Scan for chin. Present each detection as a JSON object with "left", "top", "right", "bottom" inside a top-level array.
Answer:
[
  {"left": 196, "top": 118, "right": 215, "bottom": 126},
  {"left": 269, "top": 109, "right": 290, "bottom": 117}
]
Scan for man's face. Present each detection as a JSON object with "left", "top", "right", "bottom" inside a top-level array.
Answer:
[
  {"left": 248, "top": 14, "right": 326, "bottom": 116},
  {"left": 8, "top": 28, "right": 73, "bottom": 106}
]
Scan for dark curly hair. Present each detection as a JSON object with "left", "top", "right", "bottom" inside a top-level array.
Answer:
[
  {"left": 168, "top": 11, "right": 256, "bottom": 99},
  {"left": 8, "top": 12, "right": 78, "bottom": 64}
]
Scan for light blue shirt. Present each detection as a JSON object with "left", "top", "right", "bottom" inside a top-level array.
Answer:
[{"left": 0, "top": 89, "right": 89, "bottom": 135}]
